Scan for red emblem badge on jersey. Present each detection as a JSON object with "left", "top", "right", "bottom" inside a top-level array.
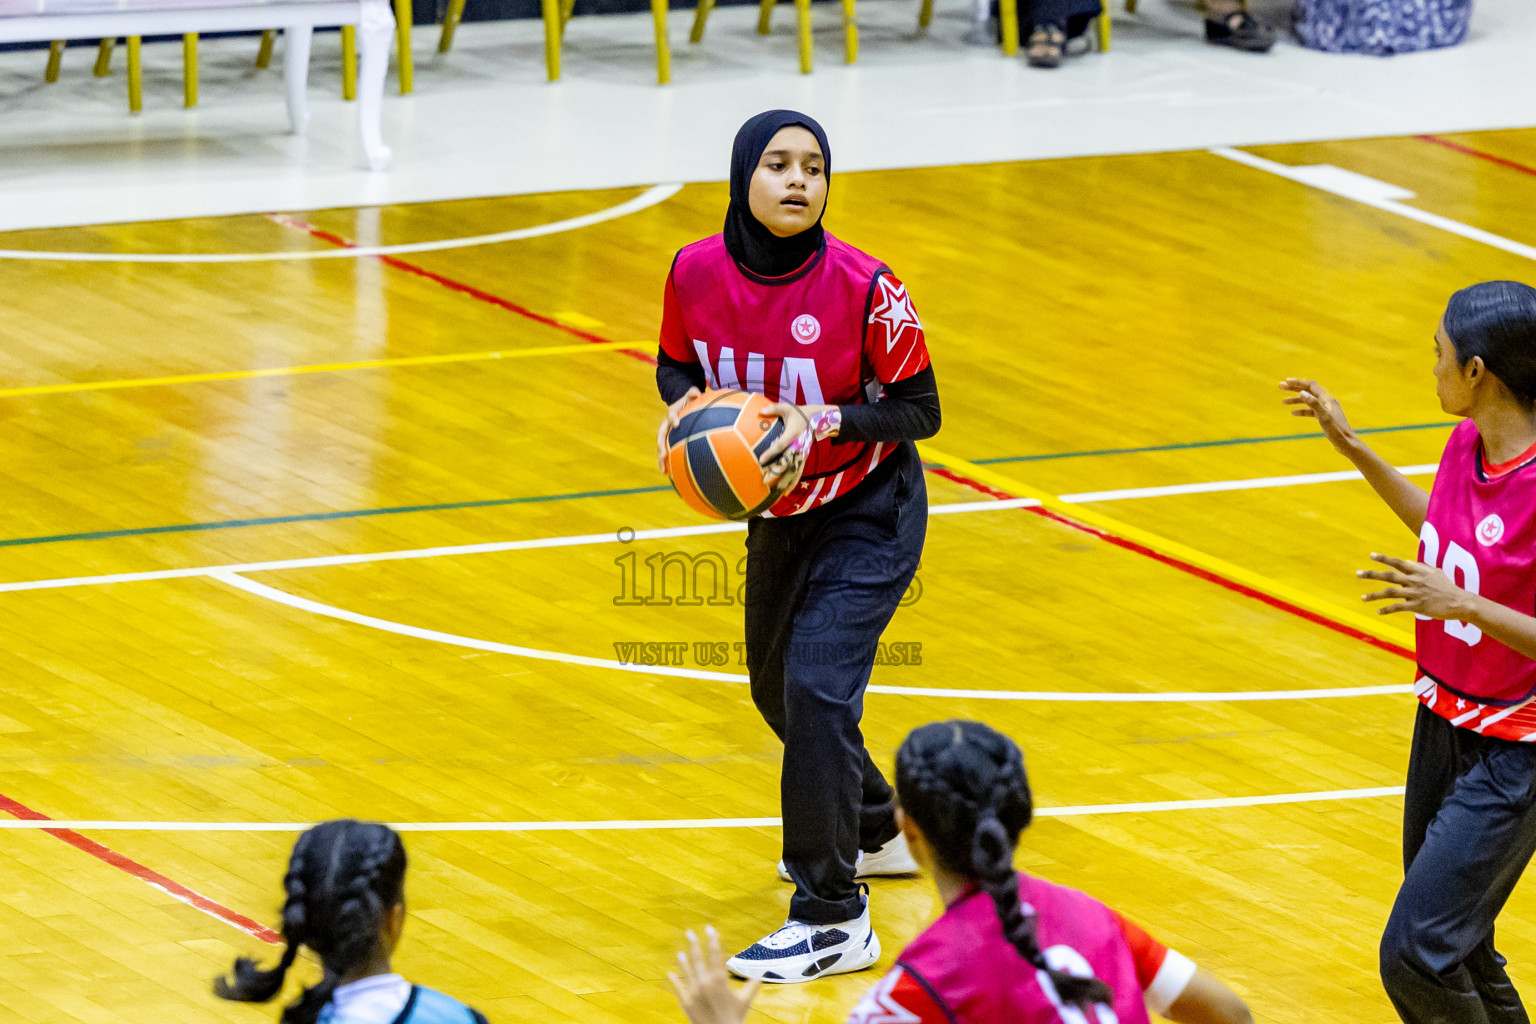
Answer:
[
  {"left": 791, "top": 314, "right": 821, "bottom": 344},
  {"left": 1477, "top": 513, "right": 1505, "bottom": 546}
]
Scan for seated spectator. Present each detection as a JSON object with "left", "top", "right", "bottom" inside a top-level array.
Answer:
[
  {"left": 1023, "top": 0, "right": 1275, "bottom": 68},
  {"left": 1292, "top": 0, "right": 1470, "bottom": 54},
  {"left": 671, "top": 720, "right": 1253, "bottom": 1024}
]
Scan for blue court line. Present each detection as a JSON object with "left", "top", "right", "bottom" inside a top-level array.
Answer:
[
  {"left": 970, "top": 421, "right": 1455, "bottom": 465},
  {"left": 0, "top": 420, "right": 1455, "bottom": 550}
]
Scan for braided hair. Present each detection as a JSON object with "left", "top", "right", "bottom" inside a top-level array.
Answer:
[
  {"left": 215, "top": 819, "right": 407, "bottom": 1024},
  {"left": 896, "top": 721, "right": 1113, "bottom": 1010}
]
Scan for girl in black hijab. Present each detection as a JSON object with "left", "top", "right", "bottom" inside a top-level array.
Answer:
[{"left": 654, "top": 110, "right": 942, "bottom": 984}]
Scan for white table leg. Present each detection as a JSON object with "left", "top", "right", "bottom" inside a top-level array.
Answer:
[
  {"left": 284, "top": 23, "right": 313, "bottom": 134},
  {"left": 357, "top": 0, "right": 393, "bottom": 171}
]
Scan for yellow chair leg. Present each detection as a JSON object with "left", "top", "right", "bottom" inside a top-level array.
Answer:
[
  {"left": 256, "top": 28, "right": 276, "bottom": 67},
  {"left": 917, "top": 0, "right": 933, "bottom": 29},
  {"left": 342, "top": 24, "right": 357, "bottom": 99},
  {"left": 183, "top": 33, "right": 198, "bottom": 107},
  {"left": 795, "top": 0, "right": 810, "bottom": 72},
  {"left": 393, "top": 0, "right": 413, "bottom": 93},
  {"left": 560, "top": 0, "right": 576, "bottom": 35},
  {"left": 127, "top": 35, "right": 141, "bottom": 112},
  {"left": 45, "top": 40, "right": 64, "bottom": 82},
  {"left": 841, "top": 0, "right": 856, "bottom": 62},
  {"left": 1096, "top": 8, "right": 1109, "bottom": 49},
  {"left": 690, "top": 0, "right": 714, "bottom": 42},
  {"left": 438, "top": 0, "right": 466, "bottom": 51},
  {"left": 756, "top": 0, "right": 773, "bottom": 35},
  {"left": 1000, "top": 0, "right": 1018, "bottom": 54},
  {"left": 94, "top": 37, "right": 114, "bottom": 77},
  {"left": 651, "top": 0, "right": 670, "bottom": 82},
  {"left": 541, "top": 0, "right": 561, "bottom": 79}
]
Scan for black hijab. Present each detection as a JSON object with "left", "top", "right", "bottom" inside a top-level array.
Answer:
[{"left": 723, "top": 110, "right": 831, "bottom": 279}]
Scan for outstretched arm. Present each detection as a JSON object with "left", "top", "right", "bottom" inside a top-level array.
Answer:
[
  {"left": 1165, "top": 969, "right": 1253, "bottom": 1024},
  {"left": 1280, "top": 378, "right": 1429, "bottom": 533}
]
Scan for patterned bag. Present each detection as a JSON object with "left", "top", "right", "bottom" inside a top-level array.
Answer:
[{"left": 1292, "top": 0, "right": 1473, "bottom": 54}]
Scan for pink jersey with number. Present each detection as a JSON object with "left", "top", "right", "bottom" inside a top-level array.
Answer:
[
  {"left": 848, "top": 874, "right": 1196, "bottom": 1024},
  {"left": 660, "top": 233, "right": 931, "bottom": 517},
  {"left": 1414, "top": 419, "right": 1536, "bottom": 740}
]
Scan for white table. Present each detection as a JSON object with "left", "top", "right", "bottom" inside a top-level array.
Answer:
[{"left": 0, "top": 0, "right": 393, "bottom": 170}]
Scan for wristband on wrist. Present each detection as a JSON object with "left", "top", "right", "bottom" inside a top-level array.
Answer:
[{"left": 808, "top": 408, "right": 842, "bottom": 441}]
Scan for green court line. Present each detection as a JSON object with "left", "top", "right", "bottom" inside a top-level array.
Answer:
[
  {"left": 0, "top": 420, "right": 1456, "bottom": 550},
  {"left": 0, "top": 485, "right": 674, "bottom": 550},
  {"left": 971, "top": 421, "right": 1455, "bottom": 465}
]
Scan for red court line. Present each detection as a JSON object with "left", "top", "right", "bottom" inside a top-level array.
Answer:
[
  {"left": 927, "top": 465, "right": 1415, "bottom": 662},
  {"left": 269, "top": 214, "right": 657, "bottom": 367},
  {"left": 0, "top": 791, "right": 281, "bottom": 945},
  {"left": 1416, "top": 135, "right": 1536, "bottom": 179}
]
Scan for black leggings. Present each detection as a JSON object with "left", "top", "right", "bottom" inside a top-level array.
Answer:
[
  {"left": 743, "top": 442, "right": 926, "bottom": 925},
  {"left": 1381, "top": 704, "right": 1536, "bottom": 1023}
]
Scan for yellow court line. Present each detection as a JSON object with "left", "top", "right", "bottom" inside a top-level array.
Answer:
[
  {"left": 0, "top": 340, "right": 650, "bottom": 400},
  {"left": 917, "top": 443, "right": 1414, "bottom": 650}
]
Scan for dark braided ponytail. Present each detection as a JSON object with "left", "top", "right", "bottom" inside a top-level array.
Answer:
[
  {"left": 896, "top": 721, "right": 1114, "bottom": 1010},
  {"left": 215, "top": 820, "right": 408, "bottom": 1024}
]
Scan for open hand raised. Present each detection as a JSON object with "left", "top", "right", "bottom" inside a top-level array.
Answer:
[{"left": 1280, "top": 378, "right": 1356, "bottom": 456}]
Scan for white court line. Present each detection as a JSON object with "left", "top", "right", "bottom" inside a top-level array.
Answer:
[
  {"left": 928, "top": 497, "right": 1041, "bottom": 515},
  {"left": 1061, "top": 464, "right": 1438, "bottom": 504},
  {"left": 0, "top": 786, "right": 1405, "bottom": 831},
  {"left": 211, "top": 570, "right": 748, "bottom": 683},
  {"left": 0, "top": 184, "right": 683, "bottom": 263},
  {"left": 1210, "top": 148, "right": 1536, "bottom": 263},
  {"left": 0, "top": 461, "right": 1417, "bottom": 597},
  {"left": 211, "top": 570, "right": 1411, "bottom": 702},
  {"left": 0, "top": 521, "right": 750, "bottom": 594},
  {"left": 0, "top": 498, "right": 1042, "bottom": 595}
]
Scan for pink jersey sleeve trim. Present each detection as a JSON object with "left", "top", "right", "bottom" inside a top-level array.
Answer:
[{"left": 1144, "top": 949, "right": 1197, "bottom": 1017}]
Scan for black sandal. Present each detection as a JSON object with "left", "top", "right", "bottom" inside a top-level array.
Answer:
[
  {"left": 1026, "top": 22, "right": 1066, "bottom": 68},
  {"left": 1203, "top": 9, "right": 1275, "bottom": 51}
]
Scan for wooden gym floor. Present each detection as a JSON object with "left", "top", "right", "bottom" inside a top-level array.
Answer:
[{"left": 2, "top": 127, "right": 1536, "bottom": 1023}]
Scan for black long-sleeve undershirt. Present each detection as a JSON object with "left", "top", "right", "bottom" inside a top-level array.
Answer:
[
  {"left": 836, "top": 367, "right": 941, "bottom": 444},
  {"left": 655, "top": 351, "right": 941, "bottom": 444},
  {"left": 656, "top": 349, "right": 708, "bottom": 405}
]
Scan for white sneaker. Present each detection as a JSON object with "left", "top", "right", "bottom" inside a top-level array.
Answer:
[
  {"left": 776, "top": 833, "right": 920, "bottom": 882},
  {"left": 725, "top": 902, "right": 881, "bottom": 983}
]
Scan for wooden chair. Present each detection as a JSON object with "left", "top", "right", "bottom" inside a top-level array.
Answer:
[
  {"left": 690, "top": 0, "right": 855, "bottom": 74},
  {"left": 915, "top": 0, "right": 1111, "bottom": 56},
  {"left": 258, "top": 27, "right": 361, "bottom": 97},
  {"left": 437, "top": 0, "right": 673, "bottom": 84},
  {"left": 50, "top": 28, "right": 362, "bottom": 111},
  {"left": 917, "top": 0, "right": 1017, "bottom": 55}
]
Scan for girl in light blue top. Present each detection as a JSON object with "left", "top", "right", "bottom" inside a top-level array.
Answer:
[{"left": 215, "top": 819, "right": 488, "bottom": 1024}]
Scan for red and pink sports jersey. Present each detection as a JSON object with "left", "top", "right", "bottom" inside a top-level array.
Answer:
[
  {"left": 660, "top": 233, "right": 931, "bottom": 517},
  {"left": 1415, "top": 419, "right": 1536, "bottom": 740},
  {"left": 846, "top": 874, "right": 1197, "bottom": 1024}
]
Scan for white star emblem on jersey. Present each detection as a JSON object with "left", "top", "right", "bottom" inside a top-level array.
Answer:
[
  {"left": 1456, "top": 699, "right": 1467, "bottom": 710},
  {"left": 868, "top": 276, "right": 921, "bottom": 353},
  {"left": 848, "top": 970, "right": 922, "bottom": 1024}
]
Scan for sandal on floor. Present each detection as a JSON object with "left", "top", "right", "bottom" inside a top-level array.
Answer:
[
  {"left": 1026, "top": 23, "right": 1066, "bottom": 68},
  {"left": 1204, "top": 10, "right": 1275, "bottom": 51}
]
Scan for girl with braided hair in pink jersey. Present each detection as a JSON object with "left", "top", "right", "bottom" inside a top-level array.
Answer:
[
  {"left": 1282, "top": 280, "right": 1536, "bottom": 1023},
  {"left": 668, "top": 720, "right": 1252, "bottom": 1024}
]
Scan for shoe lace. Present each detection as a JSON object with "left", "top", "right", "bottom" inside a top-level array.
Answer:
[{"left": 758, "top": 922, "right": 814, "bottom": 951}]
